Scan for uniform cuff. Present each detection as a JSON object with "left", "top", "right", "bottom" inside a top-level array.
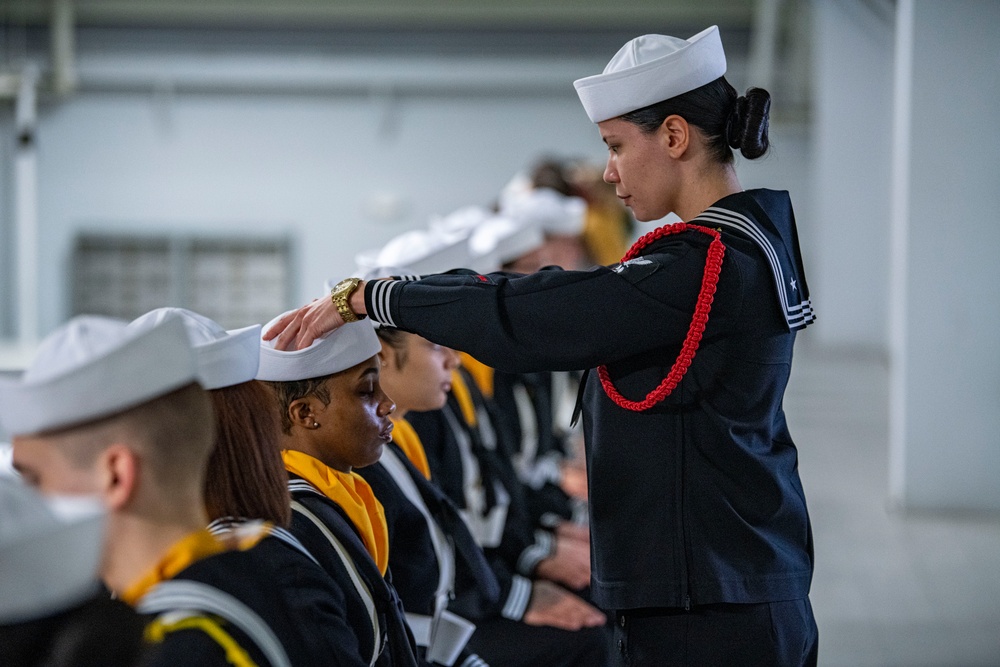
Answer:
[
  {"left": 516, "top": 529, "right": 555, "bottom": 576},
  {"left": 500, "top": 575, "right": 532, "bottom": 620},
  {"left": 365, "top": 279, "right": 407, "bottom": 327}
]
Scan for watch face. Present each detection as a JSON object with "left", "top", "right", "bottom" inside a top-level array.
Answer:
[
  {"left": 334, "top": 279, "right": 355, "bottom": 298},
  {"left": 333, "top": 279, "right": 359, "bottom": 321}
]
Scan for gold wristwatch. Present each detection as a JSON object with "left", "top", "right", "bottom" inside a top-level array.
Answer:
[{"left": 330, "top": 277, "right": 362, "bottom": 323}]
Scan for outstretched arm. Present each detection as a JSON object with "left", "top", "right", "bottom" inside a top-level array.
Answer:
[{"left": 267, "top": 232, "right": 718, "bottom": 373}]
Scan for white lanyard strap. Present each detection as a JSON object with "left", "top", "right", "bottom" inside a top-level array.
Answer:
[
  {"left": 139, "top": 579, "right": 291, "bottom": 667},
  {"left": 379, "top": 448, "right": 455, "bottom": 617},
  {"left": 290, "top": 499, "right": 382, "bottom": 667}
]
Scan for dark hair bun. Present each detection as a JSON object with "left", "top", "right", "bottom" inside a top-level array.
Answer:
[{"left": 726, "top": 87, "right": 771, "bottom": 159}]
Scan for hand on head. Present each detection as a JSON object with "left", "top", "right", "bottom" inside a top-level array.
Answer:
[{"left": 264, "top": 297, "right": 343, "bottom": 351}]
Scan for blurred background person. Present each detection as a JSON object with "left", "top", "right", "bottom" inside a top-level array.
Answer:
[{"left": 568, "top": 160, "right": 635, "bottom": 267}]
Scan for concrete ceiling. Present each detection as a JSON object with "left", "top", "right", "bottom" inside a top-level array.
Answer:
[
  {"left": 2, "top": 0, "right": 812, "bottom": 121},
  {"left": 4, "top": 1, "right": 756, "bottom": 31}
]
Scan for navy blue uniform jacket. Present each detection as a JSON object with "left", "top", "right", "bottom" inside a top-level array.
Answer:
[
  {"left": 355, "top": 443, "right": 500, "bottom": 617},
  {"left": 362, "top": 189, "right": 816, "bottom": 612},
  {"left": 287, "top": 475, "right": 420, "bottom": 667},
  {"left": 141, "top": 536, "right": 365, "bottom": 666}
]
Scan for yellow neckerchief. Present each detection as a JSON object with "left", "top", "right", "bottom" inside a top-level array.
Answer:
[
  {"left": 458, "top": 352, "right": 494, "bottom": 399},
  {"left": 390, "top": 416, "right": 432, "bottom": 480},
  {"left": 145, "top": 615, "right": 257, "bottom": 667},
  {"left": 121, "top": 527, "right": 267, "bottom": 606},
  {"left": 450, "top": 370, "right": 478, "bottom": 428},
  {"left": 281, "top": 449, "right": 389, "bottom": 575}
]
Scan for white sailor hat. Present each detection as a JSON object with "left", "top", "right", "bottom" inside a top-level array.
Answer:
[
  {"left": 573, "top": 26, "right": 727, "bottom": 123},
  {"left": 129, "top": 308, "right": 260, "bottom": 391},
  {"left": 0, "top": 315, "right": 197, "bottom": 436},
  {"left": 501, "top": 187, "right": 587, "bottom": 237},
  {"left": 470, "top": 214, "right": 545, "bottom": 268},
  {"left": 375, "top": 227, "right": 470, "bottom": 275},
  {"left": 256, "top": 311, "right": 382, "bottom": 382},
  {"left": 353, "top": 247, "right": 382, "bottom": 276},
  {"left": 428, "top": 205, "right": 492, "bottom": 238},
  {"left": 464, "top": 244, "right": 502, "bottom": 275},
  {"left": 498, "top": 171, "right": 533, "bottom": 209},
  {"left": 0, "top": 477, "right": 105, "bottom": 624}
]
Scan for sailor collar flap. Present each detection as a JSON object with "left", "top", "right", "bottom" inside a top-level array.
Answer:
[{"left": 691, "top": 190, "right": 815, "bottom": 332}]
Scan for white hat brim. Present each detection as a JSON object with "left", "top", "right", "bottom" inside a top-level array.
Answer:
[
  {"left": 256, "top": 316, "right": 382, "bottom": 382},
  {"left": 0, "top": 317, "right": 197, "bottom": 436},
  {"left": 197, "top": 324, "right": 262, "bottom": 390}
]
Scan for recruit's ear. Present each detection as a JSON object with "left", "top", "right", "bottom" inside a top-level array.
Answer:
[
  {"left": 100, "top": 443, "right": 141, "bottom": 511},
  {"left": 287, "top": 397, "right": 318, "bottom": 431},
  {"left": 379, "top": 338, "right": 403, "bottom": 371}
]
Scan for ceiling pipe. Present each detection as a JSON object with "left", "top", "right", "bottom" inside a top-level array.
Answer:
[
  {"left": 747, "top": 0, "right": 781, "bottom": 92},
  {"left": 51, "top": 0, "right": 78, "bottom": 96},
  {"left": 15, "top": 64, "right": 41, "bottom": 348}
]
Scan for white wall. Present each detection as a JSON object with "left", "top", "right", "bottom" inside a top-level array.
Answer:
[
  {"left": 0, "top": 110, "right": 13, "bottom": 339},
  {"left": 810, "top": 0, "right": 895, "bottom": 354},
  {"left": 889, "top": 0, "right": 1000, "bottom": 511},
  {"left": 31, "top": 82, "right": 605, "bottom": 335}
]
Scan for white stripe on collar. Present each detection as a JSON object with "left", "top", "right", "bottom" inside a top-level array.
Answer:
[
  {"left": 693, "top": 207, "right": 815, "bottom": 331},
  {"left": 287, "top": 479, "right": 324, "bottom": 496}
]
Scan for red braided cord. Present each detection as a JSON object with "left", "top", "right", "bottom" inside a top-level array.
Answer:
[{"left": 598, "top": 222, "right": 726, "bottom": 412}]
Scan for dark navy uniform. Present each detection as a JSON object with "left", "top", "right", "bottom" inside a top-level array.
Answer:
[
  {"left": 287, "top": 474, "right": 420, "bottom": 667},
  {"left": 214, "top": 520, "right": 371, "bottom": 666},
  {"left": 492, "top": 370, "right": 568, "bottom": 481},
  {"left": 139, "top": 533, "right": 365, "bottom": 666},
  {"left": 356, "top": 442, "right": 496, "bottom": 666},
  {"left": 406, "top": 406, "right": 610, "bottom": 667},
  {"left": 467, "top": 367, "right": 585, "bottom": 530},
  {"left": 407, "top": 400, "right": 554, "bottom": 594},
  {"left": 364, "top": 190, "right": 817, "bottom": 663},
  {"left": 0, "top": 592, "right": 146, "bottom": 667}
]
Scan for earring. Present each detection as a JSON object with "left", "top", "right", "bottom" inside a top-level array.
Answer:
[{"left": 312, "top": 422, "right": 320, "bottom": 429}]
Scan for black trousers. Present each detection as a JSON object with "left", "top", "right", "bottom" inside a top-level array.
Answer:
[
  {"left": 610, "top": 599, "right": 818, "bottom": 667},
  {"left": 466, "top": 616, "right": 611, "bottom": 667}
]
